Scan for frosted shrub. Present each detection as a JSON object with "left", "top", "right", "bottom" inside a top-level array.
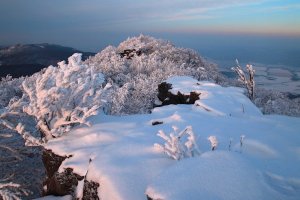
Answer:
[
  {"left": 87, "top": 35, "right": 223, "bottom": 115},
  {"left": 14, "top": 53, "right": 111, "bottom": 140},
  {"left": 154, "top": 126, "right": 200, "bottom": 160},
  {"left": 232, "top": 59, "right": 255, "bottom": 100},
  {"left": 110, "top": 72, "right": 175, "bottom": 115}
]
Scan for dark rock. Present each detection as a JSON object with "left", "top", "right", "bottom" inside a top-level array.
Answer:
[
  {"left": 82, "top": 180, "right": 100, "bottom": 200},
  {"left": 42, "top": 149, "right": 100, "bottom": 199},
  {"left": 42, "top": 150, "right": 80, "bottom": 196},
  {"left": 42, "top": 149, "right": 68, "bottom": 178},
  {"left": 157, "top": 82, "right": 172, "bottom": 103},
  {"left": 119, "top": 49, "right": 137, "bottom": 59},
  {"left": 152, "top": 121, "right": 163, "bottom": 126},
  {"left": 156, "top": 82, "right": 200, "bottom": 106},
  {"left": 118, "top": 47, "right": 154, "bottom": 59},
  {"left": 46, "top": 168, "right": 83, "bottom": 196},
  {"left": 146, "top": 195, "right": 152, "bottom": 200}
]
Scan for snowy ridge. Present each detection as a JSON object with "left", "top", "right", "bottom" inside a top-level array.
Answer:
[{"left": 44, "top": 76, "right": 300, "bottom": 200}]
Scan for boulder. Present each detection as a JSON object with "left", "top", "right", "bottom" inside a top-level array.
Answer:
[{"left": 157, "top": 82, "right": 200, "bottom": 106}]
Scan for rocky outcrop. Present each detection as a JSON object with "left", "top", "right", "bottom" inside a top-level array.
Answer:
[
  {"left": 157, "top": 82, "right": 200, "bottom": 106},
  {"left": 42, "top": 149, "right": 100, "bottom": 199}
]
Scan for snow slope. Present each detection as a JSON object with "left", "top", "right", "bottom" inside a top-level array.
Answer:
[{"left": 45, "top": 76, "right": 300, "bottom": 200}]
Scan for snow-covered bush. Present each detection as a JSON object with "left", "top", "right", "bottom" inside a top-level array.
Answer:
[
  {"left": 10, "top": 53, "right": 111, "bottom": 140},
  {"left": 87, "top": 35, "right": 224, "bottom": 115},
  {"left": 154, "top": 126, "right": 200, "bottom": 160},
  {"left": 232, "top": 59, "right": 255, "bottom": 100}
]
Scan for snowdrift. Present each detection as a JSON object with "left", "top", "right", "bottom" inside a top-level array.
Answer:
[{"left": 43, "top": 76, "right": 300, "bottom": 200}]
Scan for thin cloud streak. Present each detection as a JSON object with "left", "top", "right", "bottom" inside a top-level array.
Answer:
[{"left": 0, "top": 0, "right": 299, "bottom": 48}]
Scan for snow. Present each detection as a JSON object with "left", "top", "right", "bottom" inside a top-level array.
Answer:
[
  {"left": 166, "top": 76, "right": 262, "bottom": 116},
  {"left": 44, "top": 76, "right": 300, "bottom": 200},
  {"left": 146, "top": 152, "right": 270, "bottom": 200}
]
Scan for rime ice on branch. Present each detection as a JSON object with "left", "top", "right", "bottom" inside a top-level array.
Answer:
[
  {"left": 231, "top": 59, "right": 255, "bottom": 100},
  {"left": 154, "top": 126, "right": 200, "bottom": 160},
  {"left": 18, "top": 53, "right": 111, "bottom": 140}
]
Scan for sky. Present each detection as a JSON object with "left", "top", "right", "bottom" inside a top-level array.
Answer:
[{"left": 0, "top": 0, "right": 300, "bottom": 66}]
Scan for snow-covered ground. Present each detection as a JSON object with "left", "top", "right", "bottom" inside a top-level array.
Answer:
[{"left": 43, "top": 76, "right": 300, "bottom": 200}]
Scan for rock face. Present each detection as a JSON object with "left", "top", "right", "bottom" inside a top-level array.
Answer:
[
  {"left": 42, "top": 149, "right": 100, "bottom": 199},
  {"left": 157, "top": 82, "right": 200, "bottom": 106}
]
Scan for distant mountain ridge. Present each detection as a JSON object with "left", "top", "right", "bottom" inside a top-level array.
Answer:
[{"left": 0, "top": 43, "right": 95, "bottom": 78}]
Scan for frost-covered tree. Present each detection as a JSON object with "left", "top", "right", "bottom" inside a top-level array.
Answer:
[
  {"left": 9, "top": 53, "right": 111, "bottom": 140},
  {"left": 154, "top": 126, "right": 200, "bottom": 160},
  {"left": 232, "top": 59, "right": 255, "bottom": 100}
]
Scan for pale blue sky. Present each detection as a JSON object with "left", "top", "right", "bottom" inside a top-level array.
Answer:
[{"left": 0, "top": 0, "right": 300, "bottom": 52}]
